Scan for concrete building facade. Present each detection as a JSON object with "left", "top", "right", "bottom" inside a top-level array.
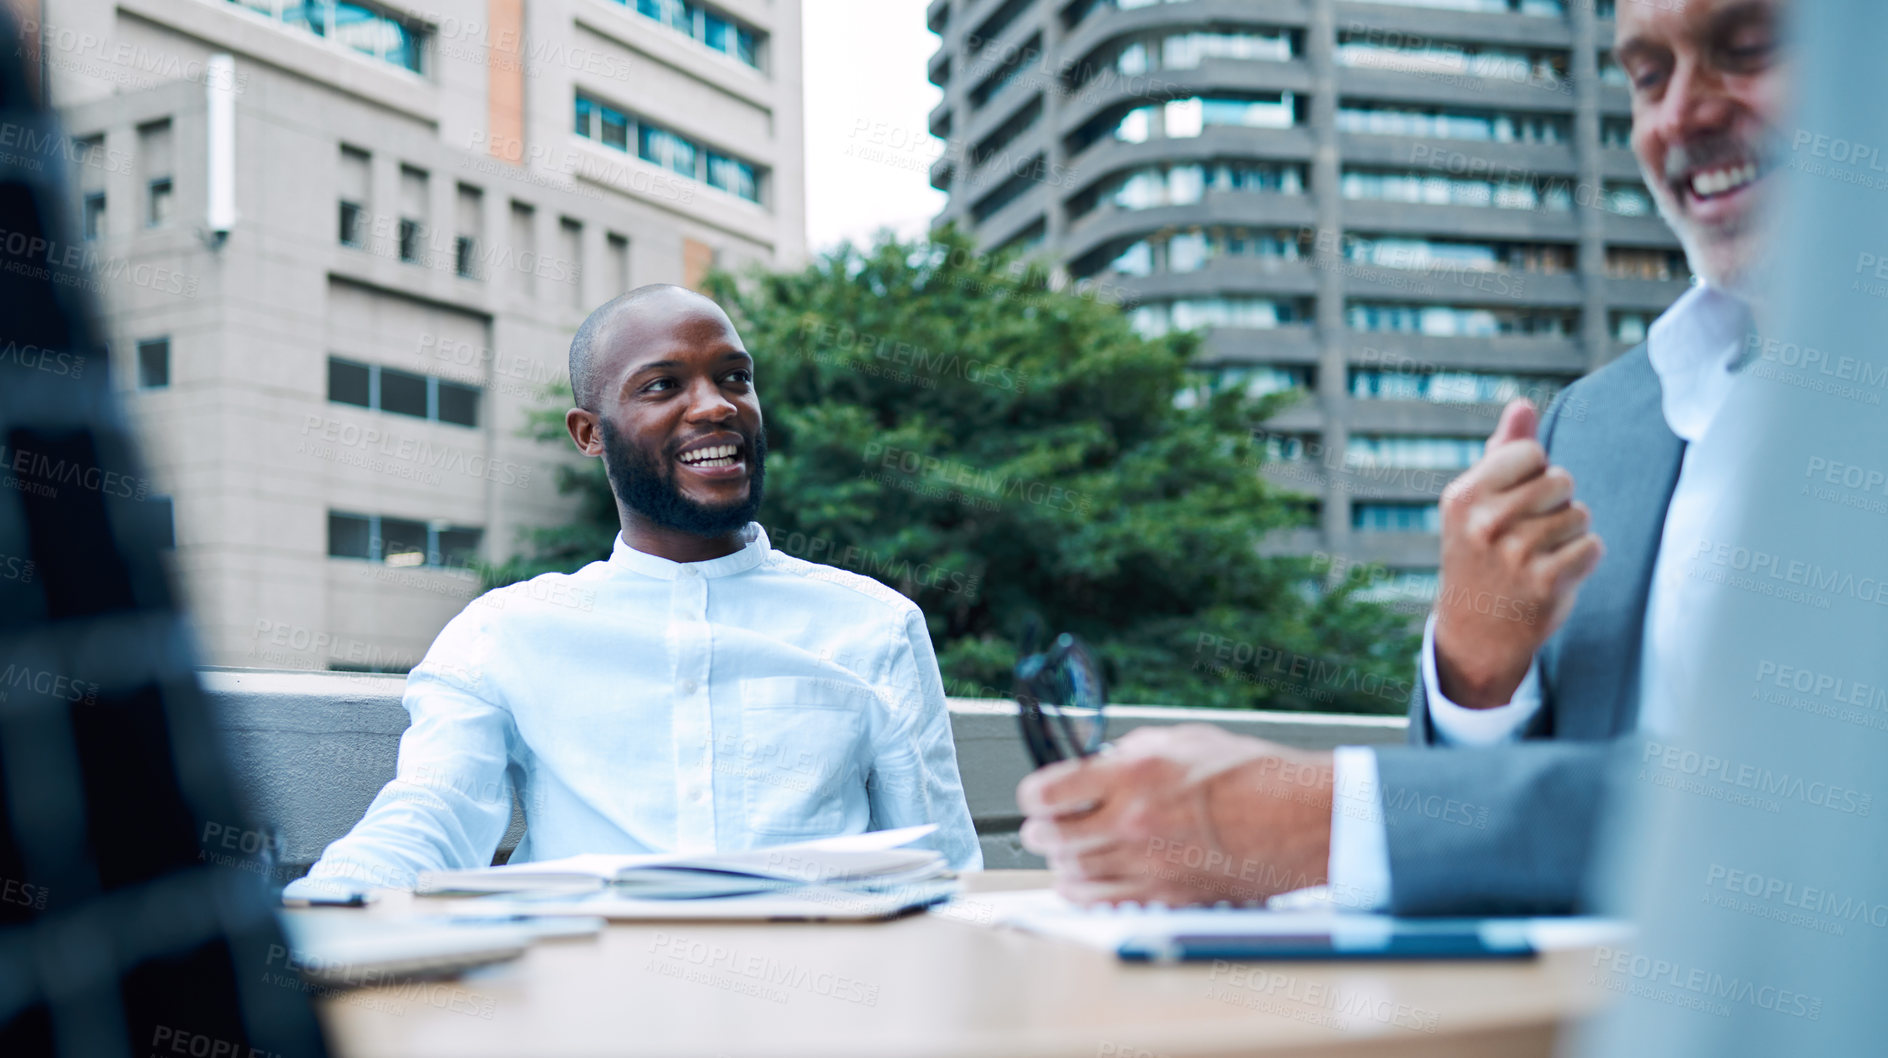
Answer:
[
  {"left": 925, "top": 0, "right": 1688, "bottom": 605},
  {"left": 31, "top": 0, "right": 805, "bottom": 669}
]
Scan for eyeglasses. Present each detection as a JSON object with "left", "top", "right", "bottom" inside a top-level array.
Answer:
[{"left": 1013, "top": 630, "right": 1108, "bottom": 769}]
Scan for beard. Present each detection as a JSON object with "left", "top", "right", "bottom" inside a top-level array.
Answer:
[
  {"left": 1646, "top": 130, "right": 1781, "bottom": 303},
  {"left": 597, "top": 417, "right": 766, "bottom": 538}
]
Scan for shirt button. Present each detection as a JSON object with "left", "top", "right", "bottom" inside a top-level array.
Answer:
[
  {"left": 681, "top": 680, "right": 698, "bottom": 694},
  {"left": 691, "top": 788, "right": 709, "bottom": 804}
]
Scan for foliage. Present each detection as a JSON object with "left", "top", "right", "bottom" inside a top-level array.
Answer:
[{"left": 490, "top": 228, "right": 1420, "bottom": 714}]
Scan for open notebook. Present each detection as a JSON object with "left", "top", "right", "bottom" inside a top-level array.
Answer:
[{"left": 416, "top": 824, "right": 947, "bottom": 898}]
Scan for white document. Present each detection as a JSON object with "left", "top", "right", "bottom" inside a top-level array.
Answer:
[
  {"left": 444, "top": 879, "right": 959, "bottom": 921},
  {"left": 416, "top": 824, "right": 944, "bottom": 895},
  {"left": 972, "top": 889, "right": 1632, "bottom": 954}
]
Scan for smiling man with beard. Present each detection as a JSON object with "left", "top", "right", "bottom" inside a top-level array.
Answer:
[
  {"left": 1018, "top": 0, "right": 1795, "bottom": 914},
  {"left": 287, "top": 285, "right": 980, "bottom": 900}
]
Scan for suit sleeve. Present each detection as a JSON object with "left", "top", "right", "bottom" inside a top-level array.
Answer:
[
  {"left": 1377, "top": 382, "right": 1604, "bottom": 915},
  {"left": 1373, "top": 740, "right": 1619, "bottom": 915}
]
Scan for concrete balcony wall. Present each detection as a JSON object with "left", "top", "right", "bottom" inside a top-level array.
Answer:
[{"left": 203, "top": 669, "right": 1409, "bottom": 877}]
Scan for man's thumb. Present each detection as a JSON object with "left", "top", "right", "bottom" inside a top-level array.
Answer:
[{"left": 1488, "top": 398, "right": 1539, "bottom": 448}]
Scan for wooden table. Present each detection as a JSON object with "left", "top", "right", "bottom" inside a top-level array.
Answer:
[{"left": 308, "top": 871, "right": 1612, "bottom": 1058}]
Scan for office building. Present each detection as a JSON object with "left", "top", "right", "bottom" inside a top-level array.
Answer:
[
  {"left": 36, "top": 0, "right": 806, "bottom": 668},
  {"left": 926, "top": 0, "right": 1688, "bottom": 606}
]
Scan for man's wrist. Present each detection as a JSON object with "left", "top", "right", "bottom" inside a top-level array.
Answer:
[
  {"left": 1434, "top": 616, "right": 1531, "bottom": 709},
  {"left": 1205, "top": 753, "right": 1333, "bottom": 897}
]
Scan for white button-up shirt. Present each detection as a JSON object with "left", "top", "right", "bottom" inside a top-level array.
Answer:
[
  {"left": 288, "top": 524, "right": 982, "bottom": 896},
  {"left": 1329, "top": 284, "right": 1752, "bottom": 908}
]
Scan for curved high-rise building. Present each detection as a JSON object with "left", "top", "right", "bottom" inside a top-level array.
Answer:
[{"left": 927, "top": 0, "right": 1687, "bottom": 605}]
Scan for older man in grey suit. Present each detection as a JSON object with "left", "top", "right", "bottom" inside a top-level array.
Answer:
[{"left": 1018, "top": 0, "right": 1790, "bottom": 914}]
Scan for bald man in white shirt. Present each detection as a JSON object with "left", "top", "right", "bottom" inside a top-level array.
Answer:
[{"left": 288, "top": 286, "right": 980, "bottom": 899}]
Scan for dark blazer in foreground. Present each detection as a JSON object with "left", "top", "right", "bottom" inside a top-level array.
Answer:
[{"left": 1374, "top": 346, "right": 1685, "bottom": 915}]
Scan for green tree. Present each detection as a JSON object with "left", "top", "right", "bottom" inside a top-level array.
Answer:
[{"left": 490, "top": 229, "right": 1420, "bottom": 714}]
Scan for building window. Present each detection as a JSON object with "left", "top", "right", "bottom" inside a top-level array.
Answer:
[
  {"left": 1177, "top": 364, "right": 1312, "bottom": 408},
  {"left": 1346, "top": 435, "right": 1485, "bottom": 470},
  {"left": 328, "top": 512, "right": 483, "bottom": 568},
  {"left": 146, "top": 178, "right": 174, "bottom": 227},
  {"left": 1071, "top": 160, "right": 1305, "bottom": 220},
  {"left": 1337, "top": 103, "right": 1568, "bottom": 145},
  {"left": 1340, "top": 167, "right": 1570, "bottom": 211},
  {"left": 227, "top": 0, "right": 426, "bottom": 73},
  {"left": 1613, "top": 311, "right": 1651, "bottom": 345},
  {"left": 328, "top": 357, "right": 480, "bottom": 427},
  {"left": 398, "top": 165, "right": 428, "bottom": 264},
  {"left": 454, "top": 183, "right": 482, "bottom": 279},
  {"left": 137, "top": 338, "right": 170, "bottom": 389},
  {"left": 1078, "top": 94, "right": 1301, "bottom": 151},
  {"left": 1606, "top": 246, "right": 1688, "bottom": 281},
  {"left": 1601, "top": 117, "right": 1633, "bottom": 149},
  {"left": 1353, "top": 503, "right": 1442, "bottom": 534},
  {"left": 1335, "top": 35, "right": 1567, "bottom": 91},
  {"left": 1346, "top": 302, "right": 1575, "bottom": 338},
  {"left": 1348, "top": 0, "right": 1564, "bottom": 13},
  {"left": 1598, "top": 50, "right": 1630, "bottom": 87},
  {"left": 1130, "top": 298, "right": 1310, "bottom": 338},
  {"left": 574, "top": 93, "right": 765, "bottom": 204},
  {"left": 82, "top": 193, "right": 106, "bottom": 240},
  {"left": 1342, "top": 235, "right": 1575, "bottom": 275},
  {"left": 1076, "top": 225, "right": 1312, "bottom": 279},
  {"left": 339, "top": 145, "right": 370, "bottom": 247},
  {"left": 140, "top": 119, "right": 175, "bottom": 229},
  {"left": 1351, "top": 368, "right": 1567, "bottom": 408},
  {"left": 969, "top": 33, "right": 1041, "bottom": 109},
  {"left": 624, "top": 0, "right": 763, "bottom": 69},
  {"left": 396, "top": 219, "right": 421, "bottom": 262},
  {"left": 1603, "top": 182, "right": 1654, "bottom": 216}
]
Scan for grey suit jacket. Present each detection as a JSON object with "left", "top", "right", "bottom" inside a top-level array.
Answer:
[{"left": 1373, "top": 346, "right": 1685, "bottom": 915}]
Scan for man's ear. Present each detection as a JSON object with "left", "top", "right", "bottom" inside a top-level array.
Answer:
[{"left": 566, "top": 408, "right": 603, "bottom": 456}]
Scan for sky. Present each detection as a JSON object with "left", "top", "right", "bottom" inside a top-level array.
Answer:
[{"left": 800, "top": 0, "right": 947, "bottom": 255}]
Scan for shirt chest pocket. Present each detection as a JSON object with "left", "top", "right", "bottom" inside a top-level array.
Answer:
[{"left": 737, "top": 676, "right": 874, "bottom": 839}]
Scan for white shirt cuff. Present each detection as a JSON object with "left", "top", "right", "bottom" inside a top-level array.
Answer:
[
  {"left": 1327, "top": 746, "right": 1391, "bottom": 912},
  {"left": 1421, "top": 613, "right": 1544, "bottom": 747}
]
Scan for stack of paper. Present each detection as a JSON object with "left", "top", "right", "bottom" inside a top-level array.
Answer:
[{"left": 416, "top": 824, "right": 947, "bottom": 900}]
